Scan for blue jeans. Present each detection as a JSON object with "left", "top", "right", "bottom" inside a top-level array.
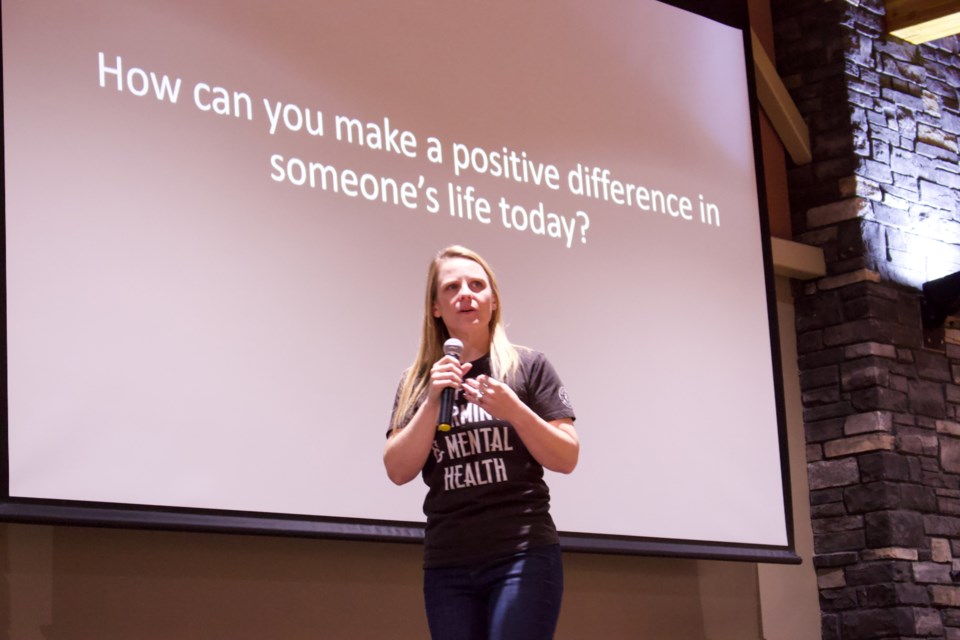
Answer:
[{"left": 423, "top": 544, "right": 564, "bottom": 640}]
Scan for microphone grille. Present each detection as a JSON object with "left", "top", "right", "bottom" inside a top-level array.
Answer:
[{"left": 443, "top": 338, "right": 464, "bottom": 358}]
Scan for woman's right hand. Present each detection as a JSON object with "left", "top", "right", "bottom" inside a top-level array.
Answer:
[
  {"left": 384, "top": 355, "right": 473, "bottom": 486},
  {"left": 427, "top": 355, "right": 473, "bottom": 404}
]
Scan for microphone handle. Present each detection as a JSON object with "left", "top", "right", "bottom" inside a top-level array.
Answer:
[{"left": 437, "top": 387, "right": 456, "bottom": 432}]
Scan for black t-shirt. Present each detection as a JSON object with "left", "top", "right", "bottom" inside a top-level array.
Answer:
[{"left": 391, "top": 349, "right": 575, "bottom": 568}]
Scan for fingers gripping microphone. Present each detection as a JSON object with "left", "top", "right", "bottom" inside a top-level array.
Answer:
[{"left": 437, "top": 338, "right": 464, "bottom": 432}]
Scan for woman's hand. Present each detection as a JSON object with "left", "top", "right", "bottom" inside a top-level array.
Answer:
[
  {"left": 428, "top": 356, "right": 473, "bottom": 403},
  {"left": 463, "top": 374, "right": 579, "bottom": 474},
  {"left": 383, "top": 355, "right": 472, "bottom": 486},
  {"left": 462, "top": 374, "right": 521, "bottom": 422}
]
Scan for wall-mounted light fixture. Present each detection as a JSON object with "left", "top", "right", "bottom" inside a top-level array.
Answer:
[{"left": 922, "top": 270, "right": 960, "bottom": 350}]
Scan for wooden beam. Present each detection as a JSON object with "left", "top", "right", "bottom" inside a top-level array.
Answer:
[
  {"left": 750, "top": 30, "right": 812, "bottom": 166},
  {"left": 771, "top": 237, "right": 826, "bottom": 280},
  {"left": 886, "top": 0, "right": 960, "bottom": 44}
]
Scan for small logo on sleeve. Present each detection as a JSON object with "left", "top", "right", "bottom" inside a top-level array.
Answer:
[{"left": 558, "top": 387, "right": 572, "bottom": 409}]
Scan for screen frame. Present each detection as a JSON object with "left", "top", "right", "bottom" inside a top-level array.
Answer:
[{"left": 0, "top": 0, "right": 800, "bottom": 565}]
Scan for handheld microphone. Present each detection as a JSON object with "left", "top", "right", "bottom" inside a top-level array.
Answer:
[{"left": 437, "top": 338, "right": 464, "bottom": 432}]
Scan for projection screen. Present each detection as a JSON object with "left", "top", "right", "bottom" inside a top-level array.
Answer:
[{"left": 1, "top": 0, "right": 797, "bottom": 562}]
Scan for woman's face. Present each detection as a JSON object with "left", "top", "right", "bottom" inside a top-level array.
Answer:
[{"left": 432, "top": 257, "right": 496, "bottom": 338}]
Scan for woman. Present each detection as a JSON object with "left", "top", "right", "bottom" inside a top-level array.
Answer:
[{"left": 384, "top": 245, "right": 579, "bottom": 640}]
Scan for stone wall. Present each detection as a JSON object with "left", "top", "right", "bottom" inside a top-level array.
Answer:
[{"left": 771, "top": 0, "right": 960, "bottom": 638}]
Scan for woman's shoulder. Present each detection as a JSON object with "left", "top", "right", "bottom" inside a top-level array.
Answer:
[
  {"left": 512, "top": 345, "right": 555, "bottom": 375},
  {"left": 513, "top": 343, "right": 539, "bottom": 361},
  {"left": 510, "top": 345, "right": 573, "bottom": 417}
]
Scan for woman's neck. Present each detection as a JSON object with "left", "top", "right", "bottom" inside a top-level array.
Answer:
[{"left": 450, "top": 329, "right": 490, "bottom": 363}]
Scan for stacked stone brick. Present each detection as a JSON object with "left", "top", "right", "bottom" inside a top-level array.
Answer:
[{"left": 772, "top": 0, "right": 960, "bottom": 638}]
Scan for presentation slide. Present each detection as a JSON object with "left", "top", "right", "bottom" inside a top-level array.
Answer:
[{"left": 2, "top": 0, "right": 792, "bottom": 556}]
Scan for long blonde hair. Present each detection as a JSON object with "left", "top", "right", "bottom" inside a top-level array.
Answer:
[{"left": 391, "top": 246, "right": 520, "bottom": 431}]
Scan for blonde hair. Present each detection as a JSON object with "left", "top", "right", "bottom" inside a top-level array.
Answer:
[{"left": 391, "top": 246, "right": 520, "bottom": 431}]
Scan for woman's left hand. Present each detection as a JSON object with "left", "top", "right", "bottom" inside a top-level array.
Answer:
[
  {"left": 463, "top": 372, "right": 579, "bottom": 473},
  {"left": 462, "top": 374, "right": 520, "bottom": 422}
]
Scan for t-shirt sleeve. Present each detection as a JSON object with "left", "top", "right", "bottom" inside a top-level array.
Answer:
[{"left": 523, "top": 351, "right": 576, "bottom": 423}]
